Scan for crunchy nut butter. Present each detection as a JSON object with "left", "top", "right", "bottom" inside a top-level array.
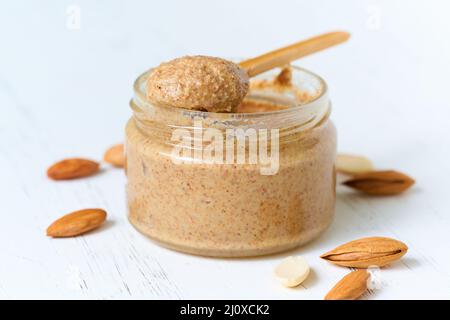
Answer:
[
  {"left": 146, "top": 56, "right": 249, "bottom": 113},
  {"left": 126, "top": 66, "right": 336, "bottom": 257}
]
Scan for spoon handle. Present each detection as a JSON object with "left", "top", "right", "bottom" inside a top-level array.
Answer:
[{"left": 239, "top": 31, "right": 350, "bottom": 77}]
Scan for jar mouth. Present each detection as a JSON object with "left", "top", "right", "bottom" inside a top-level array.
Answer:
[{"left": 132, "top": 65, "right": 330, "bottom": 131}]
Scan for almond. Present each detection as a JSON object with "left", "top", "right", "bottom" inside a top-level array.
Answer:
[
  {"left": 273, "top": 256, "right": 310, "bottom": 287},
  {"left": 47, "top": 158, "right": 100, "bottom": 180},
  {"left": 336, "top": 153, "right": 373, "bottom": 175},
  {"left": 325, "top": 270, "right": 369, "bottom": 300},
  {"left": 46, "top": 208, "right": 107, "bottom": 237},
  {"left": 104, "top": 144, "right": 125, "bottom": 168},
  {"left": 342, "top": 170, "right": 415, "bottom": 195},
  {"left": 320, "top": 236, "right": 408, "bottom": 268}
]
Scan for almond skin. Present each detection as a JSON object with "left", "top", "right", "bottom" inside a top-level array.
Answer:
[
  {"left": 342, "top": 170, "right": 415, "bottom": 195},
  {"left": 104, "top": 144, "right": 125, "bottom": 168},
  {"left": 47, "top": 158, "right": 100, "bottom": 180},
  {"left": 325, "top": 270, "right": 369, "bottom": 300},
  {"left": 46, "top": 208, "right": 107, "bottom": 237},
  {"left": 320, "top": 236, "right": 408, "bottom": 268}
]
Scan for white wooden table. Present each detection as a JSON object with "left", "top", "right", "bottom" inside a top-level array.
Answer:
[{"left": 1, "top": 0, "right": 450, "bottom": 299}]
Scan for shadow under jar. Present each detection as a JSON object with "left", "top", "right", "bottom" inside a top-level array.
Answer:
[{"left": 126, "top": 66, "right": 336, "bottom": 257}]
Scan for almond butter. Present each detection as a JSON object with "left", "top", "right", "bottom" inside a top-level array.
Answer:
[
  {"left": 320, "top": 236, "right": 408, "bottom": 268},
  {"left": 104, "top": 144, "right": 125, "bottom": 168},
  {"left": 325, "top": 270, "right": 369, "bottom": 300},
  {"left": 336, "top": 153, "right": 374, "bottom": 175},
  {"left": 342, "top": 170, "right": 415, "bottom": 195},
  {"left": 46, "top": 208, "right": 107, "bottom": 237},
  {"left": 47, "top": 158, "right": 100, "bottom": 180}
]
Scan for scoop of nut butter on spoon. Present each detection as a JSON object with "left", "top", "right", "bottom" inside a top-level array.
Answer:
[{"left": 146, "top": 31, "right": 350, "bottom": 113}]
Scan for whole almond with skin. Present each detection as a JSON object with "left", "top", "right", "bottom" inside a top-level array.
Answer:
[
  {"left": 336, "top": 153, "right": 374, "bottom": 175},
  {"left": 104, "top": 144, "right": 125, "bottom": 168},
  {"left": 47, "top": 158, "right": 100, "bottom": 180},
  {"left": 321, "top": 236, "right": 408, "bottom": 268},
  {"left": 47, "top": 208, "right": 107, "bottom": 237},
  {"left": 325, "top": 270, "right": 369, "bottom": 300},
  {"left": 342, "top": 170, "right": 414, "bottom": 195}
]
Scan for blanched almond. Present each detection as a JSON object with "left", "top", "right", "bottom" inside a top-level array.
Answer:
[
  {"left": 47, "top": 158, "right": 99, "bottom": 180},
  {"left": 336, "top": 153, "right": 373, "bottom": 175},
  {"left": 273, "top": 256, "right": 310, "bottom": 287},
  {"left": 46, "top": 208, "right": 107, "bottom": 237}
]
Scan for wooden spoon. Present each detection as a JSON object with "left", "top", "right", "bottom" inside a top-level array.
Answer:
[
  {"left": 145, "top": 31, "right": 350, "bottom": 113},
  {"left": 239, "top": 31, "right": 350, "bottom": 77}
]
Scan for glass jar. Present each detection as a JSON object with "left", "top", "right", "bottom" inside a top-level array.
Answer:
[{"left": 126, "top": 66, "right": 336, "bottom": 257}]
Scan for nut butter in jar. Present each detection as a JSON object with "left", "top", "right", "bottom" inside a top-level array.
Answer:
[{"left": 126, "top": 66, "right": 336, "bottom": 257}]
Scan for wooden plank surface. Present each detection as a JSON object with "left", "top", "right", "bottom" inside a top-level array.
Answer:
[{"left": 1, "top": 0, "right": 450, "bottom": 299}]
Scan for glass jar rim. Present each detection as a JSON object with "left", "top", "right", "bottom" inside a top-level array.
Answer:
[
  {"left": 131, "top": 65, "right": 330, "bottom": 132},
  {"left": 134, "top": 65, "right": 327, "bottom": 114}
]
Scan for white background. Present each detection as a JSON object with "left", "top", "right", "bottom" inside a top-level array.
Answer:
[{"left": 1, "top": 0, "right": 450, "bottom": 299}]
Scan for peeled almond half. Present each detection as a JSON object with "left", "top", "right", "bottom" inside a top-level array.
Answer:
[
  {"left": 336, "top": 153, "right": 374, "bottom": 175},
  {"left": 273, "top": 256, "right": 310, "bottom": 287}
]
